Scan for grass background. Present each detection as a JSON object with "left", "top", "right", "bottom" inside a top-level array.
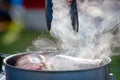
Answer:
[{"left": 0, "top": 26, "right": 120, "bottom": 80}]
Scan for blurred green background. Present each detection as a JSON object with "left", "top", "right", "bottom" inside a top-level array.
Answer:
[
  {"left": 0, "top": 23, "right": 120, "bottom": 80},
  {"left": 0, "top": 22, "right": 52, "bottom": 54}
]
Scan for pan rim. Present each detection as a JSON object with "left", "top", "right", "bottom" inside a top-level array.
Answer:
[{"left": 4, "top": 51, "right": 111, "bottom": 73}]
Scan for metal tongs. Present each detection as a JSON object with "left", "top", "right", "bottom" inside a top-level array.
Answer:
[{"left": 45, "top": 0, "right": 79, "bottom": 32}]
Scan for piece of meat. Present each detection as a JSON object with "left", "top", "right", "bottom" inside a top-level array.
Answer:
[{"left": 15, "top": 53, "right": 48, "bottom": 70}]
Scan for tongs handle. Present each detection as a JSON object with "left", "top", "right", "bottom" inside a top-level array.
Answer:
[
  {"left": 45, "top": 0, "right": 53, "bottom": 31},
  {"left": 45, "top": 0, "right": 79, "bottom": 32},
  {"left": 71, "top": 0, "right": 79, "bottom": 32},
  {"left": 0, "top": 54, "right": 3, "bottom": 72}
]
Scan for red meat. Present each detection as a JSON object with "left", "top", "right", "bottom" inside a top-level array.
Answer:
[{"left": 15, "top": 53, "right": 48, "bottom": 70}]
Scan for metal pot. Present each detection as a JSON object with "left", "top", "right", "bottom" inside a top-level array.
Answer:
[{"left": 2, "top": 52, "right": 115, "bottom": 80}]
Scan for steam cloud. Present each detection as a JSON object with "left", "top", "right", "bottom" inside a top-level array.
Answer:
[
  {"left": 50, "top": 0, "right": 120, "bottom": 57},
  {"left": 46, "top": 0, "right": 120, "bottom": 70},
  {"left": 30, "top": 0, "right": 120, "bottom": 70}
]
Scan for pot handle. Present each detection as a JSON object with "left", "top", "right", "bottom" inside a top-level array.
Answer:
[
  {"left": 0, "top": 54, "right": 4, "bottom": 72},
  {"left": 0, "top": 53, "right": 10, "bottom": 72},
  {"left": 109, "top": 73, "right": 116, "bottom": 80},
  {"left": 0, "top": 75, "right": 6, "bottom": 80}
]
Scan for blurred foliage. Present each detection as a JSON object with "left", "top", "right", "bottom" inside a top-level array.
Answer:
[
  {"left": 110, "top": 55, "right": 120, "bottom": 80},
  {"left": 110, "top": 47, "right": 120, "bottom": 80},
  {"left": 0, "top": 22, "right": 52, "bottom": 54}
]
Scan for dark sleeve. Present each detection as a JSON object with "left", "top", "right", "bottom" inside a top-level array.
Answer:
[{"left": 0, "top": 10, "right": 12, "bottom": 21}]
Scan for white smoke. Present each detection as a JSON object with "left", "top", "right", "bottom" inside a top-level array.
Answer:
[
  {"left": 50, "top": 0, "right": 82, "bottom": 51},
  {"left": 47, "top": 0, "right": 120, "bottom": 70},
  {"left": 27, "top": 0, "right": 120, "bottom": 71},
  {"left": 50, "top": 0, "right": 120, "bottom": 56},
  {"left": 27, "top": 38, "right": 57, "bottom": 51}
]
